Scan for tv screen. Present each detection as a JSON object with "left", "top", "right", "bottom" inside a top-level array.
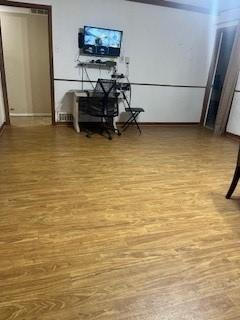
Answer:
[{"left": 83, "top": 26, "right": 122, "bottom": 57}]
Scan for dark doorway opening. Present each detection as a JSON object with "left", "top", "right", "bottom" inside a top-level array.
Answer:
[{"left": 204, "top": 26, "right": 236, "bottom": 129}]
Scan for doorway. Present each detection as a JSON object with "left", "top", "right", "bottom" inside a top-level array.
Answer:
[
  {"left": 0, "top": 1, "right": 55, "bottom": 126},
  {"left": 202, "top": 26, "right": 237, "bottom": 130}
]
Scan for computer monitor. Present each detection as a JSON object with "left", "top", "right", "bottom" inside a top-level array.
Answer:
[{"left": 83, "top": 26, "right": 123, "bottom": 57}]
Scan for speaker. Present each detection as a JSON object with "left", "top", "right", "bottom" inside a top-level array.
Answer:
[{"left": 78, "top": 32, "right": 84, "bottom": 49}]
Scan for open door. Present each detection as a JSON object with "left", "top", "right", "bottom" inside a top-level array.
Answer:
[
  {"left": 201, "top": 26, "right": 237, "bottom": 130},
  {"left": 0, "top": 19, "right": 10, "bottom": 125},
  {"left": 0, "top": 1, "right": 55, "bottom": 126}
]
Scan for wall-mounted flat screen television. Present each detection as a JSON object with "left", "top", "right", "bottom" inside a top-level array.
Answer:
[{"left": 83, "top": 26, "right": 122, "bottom": 57}]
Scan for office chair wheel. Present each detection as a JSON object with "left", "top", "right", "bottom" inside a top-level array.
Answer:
[
  {"left": 86, "top": 134, "right": 91, "bottom": 138},
  {"left": 108, "top": 136, "right": 113, "bottom": 140},
  {"left": 115, "top": 129, "right": 121, "bottom": 136}
]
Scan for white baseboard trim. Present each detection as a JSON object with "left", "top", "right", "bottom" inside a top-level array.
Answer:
[{"left": 10, "top": 113, "right": 52, "bottom": 117}]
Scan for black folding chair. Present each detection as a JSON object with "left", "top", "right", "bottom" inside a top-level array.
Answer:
[{"left": 121, "top": 90, "right": 145, "bottom": 135}]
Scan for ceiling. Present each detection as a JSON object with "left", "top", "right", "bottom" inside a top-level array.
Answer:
[
  {"left": 217, "top": 0, "right": 240, "bottom": 12},
  {"left": 166, "top": 0, "right": 240, "bottom": 12},
  {"left": 168, "top": 0, "right": 210, "bottom": 9},
  {"left": 128, "top": 0, "right": 240, "bottom": 13}
]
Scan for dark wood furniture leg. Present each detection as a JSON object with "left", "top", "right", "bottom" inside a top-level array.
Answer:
[
  {"left": 226, "top": 146, "right": 240, "bottom": 199},
  {"left": 226, "top": 166, "right": 240, "bottom": 199}
]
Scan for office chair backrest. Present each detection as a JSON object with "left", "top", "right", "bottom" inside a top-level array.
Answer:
[
  {"left": 84, "top": 79, "right": 118, "bottom": 118},
  {"left": 94, "top": 79, "right": 117, "bottom": 98}
]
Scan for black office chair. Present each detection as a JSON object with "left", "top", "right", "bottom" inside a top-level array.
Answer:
[{"left": 81, "top": 79, "right": 121, "bottom": 140}]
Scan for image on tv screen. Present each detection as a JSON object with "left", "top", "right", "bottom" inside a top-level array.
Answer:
[{"left": 84, "top": 26, "right": 122, "bottom": 56}]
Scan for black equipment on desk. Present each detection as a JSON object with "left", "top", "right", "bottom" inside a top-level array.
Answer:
[
  {"left": 81, "top": 79, "right": 121, "bottom": 140},
  {"left": 116, "top": 82, "right": 130, "bottom": 91}
]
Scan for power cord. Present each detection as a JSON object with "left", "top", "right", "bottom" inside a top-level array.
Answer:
[
  {"left": 83, "top": 66, "right": 95, "bottom": 90},
  {"left": 125, "top": 76, "right": 132, "bottom": 106}
]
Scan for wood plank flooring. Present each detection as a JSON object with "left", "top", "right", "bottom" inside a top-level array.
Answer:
[
  {"left": 0, "top": 125, "right": 240, "bottom": 320},
  {"left": 10, "top": 116, "right": 51, "bottom": 127}
]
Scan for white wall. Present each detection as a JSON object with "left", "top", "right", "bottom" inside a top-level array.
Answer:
[
  {"left": 13, "top": 0, "right": 214, "bottom": 122},
  {"left": 218, "top": 8, "right": 240, "bottom": 135},
  {"left": 227, "top": 75, "right": 240, "bottom": 136}
]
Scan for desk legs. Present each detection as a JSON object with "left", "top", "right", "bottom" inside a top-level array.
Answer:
[{"left": 73, "top": 98, "right": 80, "bottom": 133}]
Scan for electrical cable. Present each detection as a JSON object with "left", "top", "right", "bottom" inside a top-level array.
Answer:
[
  {"left": 75, "top": 53, "right": 80, "bottom": 63},
  {"left": 124, "top": 60, "right": 132, "bottom": 105},
  {"left": 81, "top": 64, "right": 84, "bottom": 91},
  {"left": 84, "top": 66, "right": 95, "bottom": 90},
  {"left": 125, "top": 75, "right": 132, "bottom": 106}
]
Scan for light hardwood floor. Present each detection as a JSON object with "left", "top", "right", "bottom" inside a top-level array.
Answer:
[
  {"left": 10, "top": 116, "right": 51, "bottom": 127},
  {"left": 0, "top": 125, "right": 240, "bottom": 320}
]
